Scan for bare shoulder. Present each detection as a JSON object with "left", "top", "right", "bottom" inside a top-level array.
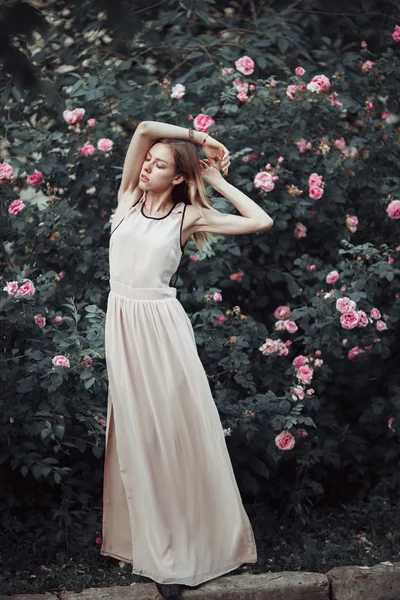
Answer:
[
  {"left": 111, "top": 186, "right": 143, "bottom": 235},
  {"left": 183, "top": 204, "right": 208, "bottom": 235},
  {"left": 117, "top": 185, "right": 142, "bottom": 208}
]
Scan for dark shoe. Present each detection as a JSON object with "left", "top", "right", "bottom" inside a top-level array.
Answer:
[{"left": 155, "top": 582, "right": 183, "bottom": 598}]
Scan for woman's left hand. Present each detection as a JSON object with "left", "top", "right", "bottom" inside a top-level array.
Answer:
[{"left": 200, "top": 159, "right": 225, "bottom": 187}]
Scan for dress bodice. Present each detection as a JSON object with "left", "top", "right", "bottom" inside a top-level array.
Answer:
[{"left": 109, "top": 195, "right": 187, "bottom": 289}]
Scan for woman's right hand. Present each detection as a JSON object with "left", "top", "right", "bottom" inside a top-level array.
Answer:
[{"left": 202, "top": 137, "right": 231, "bottom": 176}]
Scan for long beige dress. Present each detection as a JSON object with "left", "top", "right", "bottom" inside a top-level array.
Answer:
[{"left": 100, "top": 192, "right": 257, "bottom": 586}]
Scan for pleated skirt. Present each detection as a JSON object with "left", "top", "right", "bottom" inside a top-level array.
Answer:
[{"left": 100, "top": 279, "right": 257, "bottom": 586}]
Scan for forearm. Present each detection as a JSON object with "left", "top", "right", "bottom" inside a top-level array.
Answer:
[
  {"left": 212, "top": 178, "right": 273, "bottom": 224},
  {"left": 140, "top": 120, "right": 208, "bottom": 146}
]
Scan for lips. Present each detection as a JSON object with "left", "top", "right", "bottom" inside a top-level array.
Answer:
[{"left": 141, "top": 174, "right": 150, "bottom": 181}]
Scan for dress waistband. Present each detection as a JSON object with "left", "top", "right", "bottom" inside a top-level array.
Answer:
[{"left": 110, "top": 280, "right": 177, "bottom": 300}]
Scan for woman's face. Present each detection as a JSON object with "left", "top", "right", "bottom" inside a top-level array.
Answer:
[{"left": 139, "top": 143, "right": 183, "bottom": 192}]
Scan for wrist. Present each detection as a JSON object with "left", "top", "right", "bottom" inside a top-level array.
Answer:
[
  {"left": 211, "top": 177, "right": 229, "bottom": 194},
  {"left": 190, "top": 129, "right": 209, "bottom": 146}
]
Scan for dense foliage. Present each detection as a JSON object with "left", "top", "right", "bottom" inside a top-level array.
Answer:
[{"left": 1, "top": 0, "right": 399, "bottom": 552}]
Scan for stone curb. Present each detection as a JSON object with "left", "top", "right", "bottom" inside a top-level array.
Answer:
[{"left": 2, "top": 561, "right": 400, "bottom": 600}]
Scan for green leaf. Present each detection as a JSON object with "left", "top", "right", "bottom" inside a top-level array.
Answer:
[{"left": 92, "top": 446, "right": 103, "bottom": 459}]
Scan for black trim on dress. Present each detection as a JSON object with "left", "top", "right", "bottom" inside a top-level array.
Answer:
[
  {"left": 141, "top": 202, "right": 176, "bottom": 220},
  {"left": 180, "top": 203, "right": 188, "bottom": 255}
]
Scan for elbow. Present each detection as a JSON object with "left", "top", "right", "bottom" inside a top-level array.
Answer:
[
  {"left": 258, "top": 218, "right": 274, "bottom": 232},
  {"left": 137, "top": 121, "right": 149, "bottom": 134}
]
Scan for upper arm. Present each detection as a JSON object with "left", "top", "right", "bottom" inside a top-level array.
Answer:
[
  {"left": 117, "top": 121, "right": 151, "bottom": 204},
  {"left": 188, "top": 206, "right": 274, "bottom": 236}
]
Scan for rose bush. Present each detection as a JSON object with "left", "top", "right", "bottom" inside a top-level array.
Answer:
[{"left": 0, "top": 0, "right": 399, "bottom": 550}]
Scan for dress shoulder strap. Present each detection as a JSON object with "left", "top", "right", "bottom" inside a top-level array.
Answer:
[{"left": 179, "top": 202, "right": 188, "bottom": 254}]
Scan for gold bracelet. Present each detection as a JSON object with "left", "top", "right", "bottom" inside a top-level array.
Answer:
[{"left": 188, "top": 128, "right": 194, "bottom": 140}]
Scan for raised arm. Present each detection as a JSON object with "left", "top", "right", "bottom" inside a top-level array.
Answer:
[{"left": 117, "top": 122, "right": 152, "bottom": 204}]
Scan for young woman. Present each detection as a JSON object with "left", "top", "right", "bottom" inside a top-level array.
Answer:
[{"left": 100, "top": 120, "right": 273, "bottom": 600}]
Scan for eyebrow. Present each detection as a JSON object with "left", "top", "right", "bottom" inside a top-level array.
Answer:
[{"left": 147, "top": 151, "right": 168, "bottom": 164}]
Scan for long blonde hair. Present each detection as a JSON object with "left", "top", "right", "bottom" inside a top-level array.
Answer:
[{"left": 149, "top": 138, "right": 220, "bottom": 255}]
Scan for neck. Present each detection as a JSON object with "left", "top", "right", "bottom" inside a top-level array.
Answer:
[{"left": 143, "top": 190, "right": 174, "bottom": 214}]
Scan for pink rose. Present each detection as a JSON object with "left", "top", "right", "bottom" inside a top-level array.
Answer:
[
  {"left": 237, "top": 91, "right": 248, "bottom": 102},
  {"left": 274, "top": 305, "right": 290, "bottom": 320},
  {"left": 297, "top": 365, "right": 314, "bottom": 385},
  {"left": 336, "top": 297, "right": 356, "bottom": 313},
  {"left": 329, "top": 93, "right": 343, "bottom": 109},
  {"left": 340, "top": 310, "right": 359, "bottom": 329},
  {"left": 232, "top": 78, "right": 249, "bottom": 93},
  {"left": 306, "top": 388, "right": 315, "bottom": 395},
  {"left": 370, "top": 308, "right": 381, "bottom": 320},
  {"left": 215, "top": 314, "right": 226, "bottom": 324},
  {"left": 277, "top": 156, "right": 284, "bottom": 163},
  {"left": 307, "top": 264, "right": 316, "bottom": 271},
  {"left": 34, "top": 315, "right": 46, "bottom": 327},
  {"left": 286, "top": 85, "right": 298, "bottom": 100},
  {"left": 87, "top": 118, "right": 96, "bottom": 127},
  {"left": 193, "top": 114, "right": 215, "bottom": 133},
  {"left": 8, "top": 199, "right": 25, "bottom": 215},
  {"left": 260, "top": 339, "right": 278, "bottom": 355},
  {"left": 295, "top": 67, "right": 305, "bottom": 76},
  {"left": 83, "top": 355, "right": 93, "bottom": 367},
  {"left": 333, "top": 137, "right": 346, "bottom": 150},
  {"left": 235, "top": 55, "right": 255, "bottom": 76},
  {"left": 346, "top": 214, "right": 358, "bottom": 233},
  {"left": 230, "top": 270, "right": 244, "bottom": 282},
  {"left": 3, "top": 281, "right": 19, "bottom": 296},
  {"left": 284, "top": 320, "right": 298, "bottom": 334},
  {"left": 308, "top": 74, "right": 331, "bottom": 93},
  {"left": 213, "top": 292, "right": 222, "bottom": 302},
  {"left": 15, "top": 279, "right": 35, "bottom": 297},
  {"left": 292, "top": 355, "right": 309, "bottom": 368},
  {"left": 54, "top": 316, "right": 63, "bottom": 323},
  {"left": 254, "top": 171, "right": 275, "bottom": 192},
  {"left": 326, "top": 270, "right": 339, "bottom": 284},
  {"left": 296, "top": 138, "right": 312, "bottom": 153},
  {"left": 27, "top": 169, "right": 43, "bottom": 186},
  {"left": 386, "top": 199, "right": 400, "bottom": 219},
  {"left": 309, "top": 185, "right": 324, "bottom": 200},
  {"left": 348, "top": 346, "right": 366, "bottom": 361},
  {"left": 357, "top": 310, "right": 369, "bottom": 327},
  {"left": 362, "top": 60, "right": 374, "bottom": 72},
  {"left": 275, "top": 430, "right": 295, "bottom": 451},
  {"left": 79, "top": 144, "right": 95, "bottom": 157},
  {"left": 392, "top": 24, "right": 400, "bottom": 42},
  {"left": 63, "top": 108, "right": 85, "bottom": 124},
  {"left": 221, "top": 67, "right": 234, "bottom": 76},
  {"left": 376, "top": 320, "right": 387, "bottom": 331},
  {"left": 97, "top": 138, "right": 113, "bottom": 152},
  {"left": 268, "top": 78, "right": 277, "bottom": 87},
  {"left": 291, "top": 386, "right": 305, "bottom": 400},
  {"left": 249, "top": 84, "right": 256, "bottom": 91},
  {"left": 314, "top": 359, "right": 323, "bottom": 367},
  {"left": 308, "top": 173, "right": 323, "bottom": 187},
  {"left": 294, "top": 222, "right": 307, "bottom": 239},
  {"left": 52, "top": 355, "right": 70, "bottom": 367},
  {"left": 0, "top": 161, "right": 14, "bottom": 182}
]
